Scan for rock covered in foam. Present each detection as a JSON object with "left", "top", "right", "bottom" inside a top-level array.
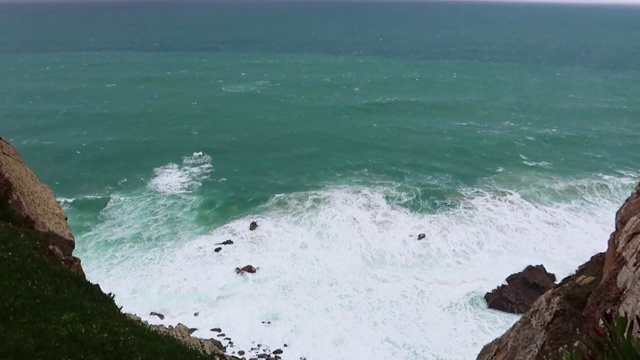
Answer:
[
  {"left": 484, "top": 264, "right": 556, "bottom": 314},
  {"left": 0, "top": 137, "right": 82, "bottom": 275},
  {"left": 235, "top": 265, "right": 257, "bottom": 275},
  {"left": 478, "top": 182, "right": 640, "bottom": 360}
]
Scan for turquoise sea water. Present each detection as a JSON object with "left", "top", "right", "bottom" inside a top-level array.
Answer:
[{"left": 2, "top": 2, "right": 640, "bottom": 359}]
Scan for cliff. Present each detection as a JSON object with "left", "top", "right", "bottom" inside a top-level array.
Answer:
[
  {"left": 0, "top": 137, "right": 235, "bottom": 360},
  {"left": 478, "top": 182, "right": 640, "bottom": 360},
  {"left": 0, "top": 136, "right": 83, "bottom": 275}
]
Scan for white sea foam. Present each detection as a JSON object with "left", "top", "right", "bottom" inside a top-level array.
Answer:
[
  {"left": 150, "top": 152, "right": 213, "bottom": 194},
  {"left": 76, "top": 173, "right": 637, "bottom": 360}
]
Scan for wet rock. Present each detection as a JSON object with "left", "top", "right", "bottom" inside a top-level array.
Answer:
[
  {"left": 238, "top": 350, "right": 245, "bottom": 356},
  {"left": 194, "top": 312, "right": 199, "bottom": 317},
  {"left": 217, "top": 333, "right": 226, "bottom": 337},
  {"left": 236, "top": 265, "right": 257, "bottom": 275},
  {"left": 211, "top": 327, "right": 221, "bottom": 332},
  {"left": 417, "top": 233, "right": 426, "bottom": 240},
  {"left": 217, "top": 239, "right": 234, "bottom": 245},
  {"left": 214, "top": 247, "right": 222, "bottom": 252},
  {"left": 258, "top": 354, "right": 268, "bottom": 359},
  {"left": 224, "top": 337, "right": 231, "bottom": 341},
  {"left": 484, "top": 264, "right": 556, "bottom": 314},
  {"left": 261, "top": 321, "right": 271, "bottom": 324},
  {"left": 273, "top": 349, "right": 284, "bottom": 355},
  {"left": 250, "top": 221, "right": 258, "bottom": 230},
  {"left": 150, "top": 311, "right": 165, "bottom": 320},
  {"left": 188, "top": 328, "right": 197, "bottom": 335},
  {"left": 283, "top": 344, "right": 288, "bottom": 347}
]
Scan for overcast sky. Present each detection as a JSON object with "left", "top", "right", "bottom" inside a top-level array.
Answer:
[{"left": 1, "top": 0, "right": 640, "bottom": 4}]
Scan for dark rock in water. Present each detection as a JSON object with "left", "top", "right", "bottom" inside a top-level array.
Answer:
[
  {"left": 283, "top": 344, "right": 288, "bottom": 347},
  {"left": 261, "top": 321, "right": 271, "bottom": 325},
  {"left": 150, "top": 311, "right": 165, "bottom": 320},
  {"left": 217, "top": 333, "right": 226, "bottom": 337},
  {"left": 188, "top": 328, "right": 197, "bottom": 335},
  {"left": 250, "top": 221, "right": 258, "bottom": 231},
  {"left": 236, "top": 265, "right": 258, "bottom": 275},
  {"left": 217, "top": 239, "right": 234, "bottom": 245},
  {"left": 194, "top": 312, "right": 199, "bottom": 317},
  {"left": 210, "top": 327, "right": 221, "bottom": 332},
  {"left": 238, "top": 350, "right": 246, "bottom": 356},
  {"left": 214, "top": 247, "right": 222, "bottom": 252},
  {"left": 485, "top": 264, "right": 557, "bottom": 314},
  {"left": 224, "top": 337, "right": 231, "bottom": 341},
  {"left": 417, "top": 233, "right": 426, "bottom": 240},
  {"left": 273, "top": 348, "right": 284, "bottom": 355},
  {"left": 258, "top": 354, "right": 268, "bottom": 359}
]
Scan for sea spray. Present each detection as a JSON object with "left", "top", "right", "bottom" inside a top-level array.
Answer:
[{"left": 73, "top": 160, "right": 637, "bottom": 359}]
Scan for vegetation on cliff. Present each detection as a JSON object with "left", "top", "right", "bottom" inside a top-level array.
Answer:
[
  {"left": 0, "top": 187, "right": 214, "bottom": 359},
  {"left": 556, "top": 311, "right": 640, "bottom": 360}
]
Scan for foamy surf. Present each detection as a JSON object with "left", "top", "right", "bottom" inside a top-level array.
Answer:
[
  {"left": 150, "top": 152, "right": 213, "bottom": 194},
  {"left": 74, "top": 167, "right": 637, "bottom": 360}
]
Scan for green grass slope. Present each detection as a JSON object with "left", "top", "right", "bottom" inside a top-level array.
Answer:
[{"left": 0, "top": 201, "right": 212, "bottom": 359}]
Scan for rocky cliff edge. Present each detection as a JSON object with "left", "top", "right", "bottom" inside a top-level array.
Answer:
[
  {"left": 0, "top": 137, "right": 83, "bottom": 275},
  {"left": 478, "top": 182, "right": 640, "bottom": 360}
]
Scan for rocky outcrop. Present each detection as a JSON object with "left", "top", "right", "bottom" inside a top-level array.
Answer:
[
  {"left": 478, "top": 182, "right": 640, "bottom": 360},
  {"left": 0, "top": 137, "right": 83, "bottom": 276},
  {"left": 485, "top": 265, "right": 557, "bottom": 314},
  {"left": 126, "top": 314, "right": 230, "bottom": 359}
]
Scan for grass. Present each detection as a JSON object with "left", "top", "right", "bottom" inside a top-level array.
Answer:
[{"left": 0, "top": 185, "right": 215, "bottom": 360}]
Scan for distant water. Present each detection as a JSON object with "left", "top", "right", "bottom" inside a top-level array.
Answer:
[{"left": 2, "top": 2, "right": 640, "bottom": 359}]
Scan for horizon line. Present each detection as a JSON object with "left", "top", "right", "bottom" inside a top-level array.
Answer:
[{"left": 1, "top": 0, "right": 640, "bottom": 5}]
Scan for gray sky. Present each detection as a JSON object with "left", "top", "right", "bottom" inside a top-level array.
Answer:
[{"left": 1, "top": 0, "right": 640, "bottom": 4}]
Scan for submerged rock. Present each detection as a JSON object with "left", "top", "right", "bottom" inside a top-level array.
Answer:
[
  {"left": 485, "top": 264, "right": 556, "bottom": 314},
  {"left": 236, "top": 265, "right": 257, "bottom": 275},
  {"left": 250, "top": 221, "right": 258, "bottom": 231}
]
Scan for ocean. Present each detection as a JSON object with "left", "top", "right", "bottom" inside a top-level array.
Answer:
[{"left": 1, "top": 1, "right": 639, "bottom": 359}]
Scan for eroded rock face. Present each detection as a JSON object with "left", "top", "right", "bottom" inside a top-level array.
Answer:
[
  {"left": 0, "top": 137, "right": 82, "bottom": 275},
  {"left": 477, "top": 183, "right": 640, "bottom": 360},
  {"left": 485, "top": 265, "right": 557, "bottom": 314}
]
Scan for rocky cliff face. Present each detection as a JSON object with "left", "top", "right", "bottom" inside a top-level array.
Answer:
[
  {"left": 478, "top": 182, "right": 640, "bottom": 360},
  {"left": 0, "top": 137, "right": 83, "bottom": 276}
]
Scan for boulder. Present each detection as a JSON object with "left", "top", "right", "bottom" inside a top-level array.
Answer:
[
  {"left": 478, "top": 182, "right": 640, "bottom": 360},
  {"left": 217, "top": 240, "right": 234, "bottom": 245},
  {"left": 250, "top": 221, "right": 258, "bottom": 231},
  {"left": 235, "top": 265, "right": 257, "bottom": 275},
  {"left": 150, "top": 311, "right": 165, "bottom": 320},
  {"left": 485, "top": 265, "right": 556, "bottom": 314}
]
